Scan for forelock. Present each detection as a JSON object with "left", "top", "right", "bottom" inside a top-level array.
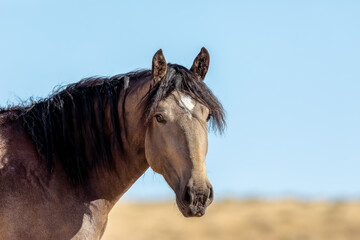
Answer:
[{"left": 143, "top": 64, "right": 226, "bottom": 133}]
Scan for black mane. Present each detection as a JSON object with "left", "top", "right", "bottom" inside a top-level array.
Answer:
[{"left": 0, "top": 64, "right": 225, "bottom": 184}]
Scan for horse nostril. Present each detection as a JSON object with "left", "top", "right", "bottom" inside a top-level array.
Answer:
[
  {"left": 183, "top": 186, "right": 193, "bottom": 206},
  {"left": 208, "top": 186, "right": 214, "bottom": 202}
]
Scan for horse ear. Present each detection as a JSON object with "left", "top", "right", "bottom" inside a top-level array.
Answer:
[
  {"left": 190, "top": 47, "right": 210, "bottom": 81},
  {"left": 152, "top": 49, "right": 167, "bottom": 84}
]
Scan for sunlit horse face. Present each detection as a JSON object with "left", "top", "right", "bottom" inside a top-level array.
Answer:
[{"left": 145, "top": 48, "right": 214, "bottom": 217}]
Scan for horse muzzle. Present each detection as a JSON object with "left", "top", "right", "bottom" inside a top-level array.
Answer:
[{"left": 176, "top": 184, "right": 214, "bottom": 217}]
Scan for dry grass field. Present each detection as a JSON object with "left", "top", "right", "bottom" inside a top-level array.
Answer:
[{"left": 102, "top": 200, "right": 360, "bottom": 240}]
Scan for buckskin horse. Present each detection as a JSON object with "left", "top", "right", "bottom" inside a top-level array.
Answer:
[{"left": 0, "top": 48, "right": 225, "bottom": 239}]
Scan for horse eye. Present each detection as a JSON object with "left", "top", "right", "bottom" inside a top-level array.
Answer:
[
  {"left": 155, "top": 114, "right": 166, "bottom": 123},
  {"left": 206, "top": 113, "right": 212, "bottom": 122}
]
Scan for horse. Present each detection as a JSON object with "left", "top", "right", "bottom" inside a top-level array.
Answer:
[{"left": 0, "top": 47, "right": 225, "bottom": 239}]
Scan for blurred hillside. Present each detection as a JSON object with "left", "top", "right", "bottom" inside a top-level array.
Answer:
[{"left": 102, "top": 200, "right": 360, "bottom": 240}]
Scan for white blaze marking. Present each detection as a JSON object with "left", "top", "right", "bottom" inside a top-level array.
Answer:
[{"left": 180, "top": 95, "right": 195, "bottom": 111}]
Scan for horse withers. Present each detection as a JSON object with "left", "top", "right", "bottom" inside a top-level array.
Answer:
[{"left": 0, "top": 48, "right": 225, "bottom": 239}]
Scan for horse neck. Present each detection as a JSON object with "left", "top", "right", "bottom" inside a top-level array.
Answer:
[{"left": 84, "top": 77, "right": 151, "bottom": 205}]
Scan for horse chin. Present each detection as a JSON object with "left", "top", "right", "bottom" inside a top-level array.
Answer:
[{"left": 175, "top": 196, "right": 207, "bottom": 218}]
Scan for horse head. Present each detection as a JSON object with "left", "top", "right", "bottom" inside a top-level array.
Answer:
[{"left": 144, "top": 48, "right": 223, "bottom": 217}]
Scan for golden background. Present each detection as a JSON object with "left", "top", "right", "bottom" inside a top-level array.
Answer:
[{"left": 103, "top": 200, "right": 360, "bottom": 240}]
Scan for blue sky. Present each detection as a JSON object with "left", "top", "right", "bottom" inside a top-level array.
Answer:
[{"left": 0, "top": 1, "right": 359, "bottom": 200}]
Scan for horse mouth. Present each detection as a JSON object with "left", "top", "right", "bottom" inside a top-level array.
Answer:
[
  {"left": 176, "top": 197, "right": 206, "bottom": 217},
  {"left": 175, "top": 186, "right": 213, "bottom": 217},
  {"left": 160, "top": 166, "right": 214, "bottom": 217}
]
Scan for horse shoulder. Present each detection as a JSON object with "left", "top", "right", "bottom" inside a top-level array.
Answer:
[{"left": 0, "top": 121, "right": 77, "bottom": 239}]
